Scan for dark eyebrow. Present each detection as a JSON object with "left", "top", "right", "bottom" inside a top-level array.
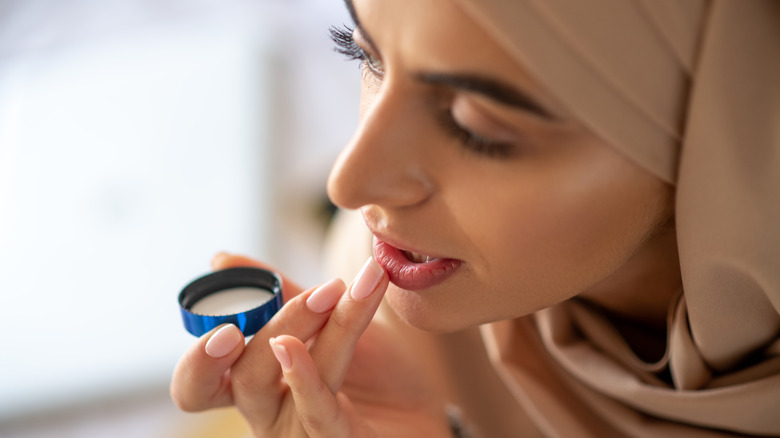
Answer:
[
  {"left": 416, "top": 72, "right": 555, "bottom": 120},
  {"left": 343, "top": 0, "right": 551, "bottom": 120}
]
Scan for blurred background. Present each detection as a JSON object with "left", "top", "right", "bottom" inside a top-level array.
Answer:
[{"left": 0, "top": 0, "right": 359, "bottom": 436}]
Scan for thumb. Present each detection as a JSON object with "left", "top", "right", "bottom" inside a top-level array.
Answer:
[{"left": 171, "top": 324, "right": 245, "bottom": 411}]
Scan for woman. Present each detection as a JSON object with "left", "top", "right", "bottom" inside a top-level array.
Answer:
[{"left": 171, "top": 0, "right": 780, "bottom": 436}]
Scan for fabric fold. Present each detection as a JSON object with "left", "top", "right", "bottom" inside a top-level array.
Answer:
[{"left": 455, "top": 0, "right": 780, "bottom": 434}]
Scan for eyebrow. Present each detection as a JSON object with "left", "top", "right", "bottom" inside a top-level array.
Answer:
[
  {"left": 343, "top": 0, "right": 552, "bottom": 120},
  {"left": 416, "top": 73, "right": 555, "bottom": 119}
]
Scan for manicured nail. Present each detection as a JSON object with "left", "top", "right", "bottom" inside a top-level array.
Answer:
[
  {"left": 269, "top": 337, "right": 292, "bottom": 371},
  {"left": 306, "top": 278, "right": 346, "bottom": 313},
  {"left": 211, "top": 251, "right": 230, "bottom": 270},
  {"left": 350, "top": 257, "right": 384, "bottom": 300},
  {"left": 205, "top": 324, "right": 242, "bottom": 358}
]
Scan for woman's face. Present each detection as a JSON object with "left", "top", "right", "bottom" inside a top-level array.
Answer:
[{"left": 327, "top": 0, "right": 676, "bottom": 331}]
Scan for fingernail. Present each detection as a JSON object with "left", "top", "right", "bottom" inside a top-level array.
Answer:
[
  {"left": 306, "top": 278, "right": 346, "bottom": 313},
  {"left": 205, "top": 324, "right": 242, "bottom": 358},
  {"left": 269, "top": 337, "right": 292, "bottom": 371},
  {"left": 350, "top": 257, "right": 384, "bottom": 300},
  {"left": 211, "top": 251, "right": 230, "bottom": 270}
]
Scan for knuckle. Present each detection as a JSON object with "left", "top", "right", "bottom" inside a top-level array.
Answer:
[
  {"left": 232, "top": 355, "right": 280, "bottom": 397},
  {"left": 327, "top": 310, "right": 353, "bottom": 334},
  {"left": 230, "top": 364, "right": 260, "bottom": 393},
  {"left": 301, "top": 416, "right": 328, "bottom": 435},
  {"left": 298, "top": 385, "right": 341, "bottom": 434},
  {"left": 300, "top": 409, "right": 334, "bottom": 436},
  {"left": 267, "top": 296, "right": 307, "bottom": 333}
]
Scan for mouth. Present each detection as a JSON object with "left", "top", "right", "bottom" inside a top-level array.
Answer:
[
  {"left": 372, "top": 236, "right": 463, "bottom": 291},
  {"left": 401, "top": 250, "right": 438, "bottom": 264}
]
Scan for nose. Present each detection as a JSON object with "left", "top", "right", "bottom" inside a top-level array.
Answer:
[{"left": 327, "top": 83, "right": 433, "bottom": 210}]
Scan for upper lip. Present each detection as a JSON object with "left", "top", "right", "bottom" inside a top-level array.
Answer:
[
  {"left": 370, "top": 229, "right": 449, "bottom": 260},
  {"left": 361, "top": 207, "right": 458, "bottom": 260}
]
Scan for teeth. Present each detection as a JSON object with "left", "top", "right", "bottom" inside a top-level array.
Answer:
[{"left": 404, "top": 250, "right": 436, "bottom": 263}]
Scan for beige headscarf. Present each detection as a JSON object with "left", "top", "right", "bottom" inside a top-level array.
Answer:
[{"left": 450, "top": 0, "right": 780, "bottom": 436}]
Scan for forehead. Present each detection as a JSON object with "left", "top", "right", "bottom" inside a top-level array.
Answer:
[{"left": 351, "top": 0, "right": 548, "bottom": 94}]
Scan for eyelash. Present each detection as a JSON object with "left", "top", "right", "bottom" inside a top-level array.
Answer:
[
  {"left": 329, "top": 24, "right": 513, "bottom": 159},
  {"left": 329, "top": 25, "right": 362, "bottom": 61},
  {"left": 435, "top": 111, "right": 514, "bottom": 158},
  {"left": 329, "top": 25, "right": 384, "bottom": 78}
]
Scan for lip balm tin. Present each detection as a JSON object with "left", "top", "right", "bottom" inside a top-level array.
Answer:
[{"left": 178, "top": 267, "right": 283, "bottom": 337}]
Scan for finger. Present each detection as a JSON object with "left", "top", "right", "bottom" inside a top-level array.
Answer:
[
  {"left": 171, "top": 324, "right": 245, "bottom": 412},
  {"left": 211, "top": 252, "right": 304, "bottom": 302},
  {"left": 269, "top": 335, "right": 359, "bottom": 438},
  {"left": 310, "top": 257, "right": 388, "bottom": 392},
  {"left": 229, "top": 278, "right": 348, "bottom": 422}
]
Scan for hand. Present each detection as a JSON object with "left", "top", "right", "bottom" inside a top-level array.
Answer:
[{"left": 171, "top": 253, "right": 452, "bottom": 437}]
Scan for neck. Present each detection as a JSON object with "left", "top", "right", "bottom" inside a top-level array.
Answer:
[{"left": 580, "top": 225, "right": 682, "bottom": 331}]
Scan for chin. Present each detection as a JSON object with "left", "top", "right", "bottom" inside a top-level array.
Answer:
[{"left": 385, "top": 284, "right": 482, "bottom": 333}]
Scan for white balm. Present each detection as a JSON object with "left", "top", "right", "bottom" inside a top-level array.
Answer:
[{"left": 190, "top": 287, "right": 274, "bottom": 316}]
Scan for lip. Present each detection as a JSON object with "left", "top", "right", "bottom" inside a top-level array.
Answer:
[{"left": 372, "top": 236, "right": 463, "bottom": 291}]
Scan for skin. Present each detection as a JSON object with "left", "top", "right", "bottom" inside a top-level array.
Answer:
[
  {"left": 172, "top": 253, "right": 454, "bottom": 437},
  {"left": 328, "top": 0, "right": 681, "bottom": 332},
  {"left": 172, "top": 0, "right": 683, "bottom": 436}
]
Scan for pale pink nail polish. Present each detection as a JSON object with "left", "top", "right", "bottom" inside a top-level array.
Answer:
[
  {"left": 350, "top": 257, "right": 384, "bottom": 300},
  {"left": 306, "top": 278, "right": 346, "bottom": 313},
  {"left": 205, "top": 324, "right": 242, "bottom": 358},
  {"left": 269, "top": 337, "right": 292, "bottom": 371}
]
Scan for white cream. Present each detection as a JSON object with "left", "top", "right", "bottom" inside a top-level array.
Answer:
[{"left": 190, "top": 287, "right": 274, "bottom": 316}]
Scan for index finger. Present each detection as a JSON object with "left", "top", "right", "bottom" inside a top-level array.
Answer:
[
  {"left": 310, "top": 257, "right": 388, "bottom": 392},
  {"left": 211, "top": 252, "right": 304, "bottom": 302}
]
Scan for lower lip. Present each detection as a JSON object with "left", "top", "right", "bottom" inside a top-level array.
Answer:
[{"left": 373, "top": 238, "right": 463, "bottom": 291}]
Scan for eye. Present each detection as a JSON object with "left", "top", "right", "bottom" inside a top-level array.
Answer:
[
  {"left": 435, "top": 109, "right": 514, "bottom": 158},
  {"left": 329, "top": 25, "right": 384, "bottom": 79},
  {"left": 362, "top": 51, "right": 385, "bottom": 77}
]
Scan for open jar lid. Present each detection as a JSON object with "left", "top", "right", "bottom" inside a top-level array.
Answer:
[{"left": 178, "top": 267, "right": 283, "bottom": 337}]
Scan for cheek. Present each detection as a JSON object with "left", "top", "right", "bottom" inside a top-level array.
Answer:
[{"left": 452, "top": 156, "right": 668, "bottom": 310}]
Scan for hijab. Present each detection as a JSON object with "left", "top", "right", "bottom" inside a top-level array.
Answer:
[{"left": 451, "top": 0, "right": 780, "bottom": 435}]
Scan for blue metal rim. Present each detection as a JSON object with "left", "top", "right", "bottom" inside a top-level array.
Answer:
[{"left": 178, "top": 267, "right": 283, "bottom": 337}]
